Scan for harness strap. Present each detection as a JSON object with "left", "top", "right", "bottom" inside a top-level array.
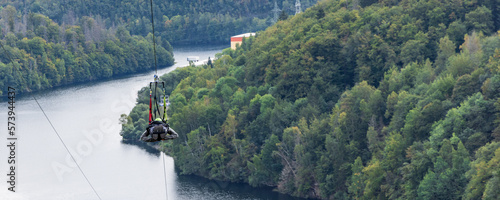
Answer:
[
  {"left": 154, "top": 81, "right": 162, "bottom": 119},
  {"left": 162, "top": 82, "right": 167, "bottom": 122},
  {"left": 149, "top": 83, "right": 153, "bottom": 124}
]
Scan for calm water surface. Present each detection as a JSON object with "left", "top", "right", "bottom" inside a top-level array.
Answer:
[{"left": 0, "top": 46, "right": 304, "bottom": 200}]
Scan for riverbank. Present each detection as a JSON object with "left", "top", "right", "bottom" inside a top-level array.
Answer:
[
  {"left": 1, "top": 63, "right": 173, "bottom": 101},
  {"left": 3, "top": 45, "right": 288, "bottom": 200}
]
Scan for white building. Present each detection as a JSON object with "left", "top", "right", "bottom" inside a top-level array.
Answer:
[{"left": 187, "top": 56, "right": 200, "bottom": 62}]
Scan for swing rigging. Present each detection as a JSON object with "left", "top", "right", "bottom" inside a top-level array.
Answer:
[
  {"left": 142, "top": 0, "right": 173, "bottom": 199},
  {"left": 139, "top": 0, "right": 178, "bottom": 143},
  {"left": 139, "top": 75, "right": 178, "bottom": 142}
]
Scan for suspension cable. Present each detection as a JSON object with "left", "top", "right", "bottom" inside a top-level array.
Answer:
[
  {"left": 149, "top": 0, "right": 158, "bottom": 75},
  {"left": 149, "top": 0, "right": 162, "bottom": 121},
  {"left": 1, "top": 40, "right": 102, "bottom": 200},
  {"left": 34, "top": 97, "right": 103, "bottom": 200}
]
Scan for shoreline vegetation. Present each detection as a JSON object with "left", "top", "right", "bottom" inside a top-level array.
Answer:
[
  {"left": 3, "top": 0, "right": 500, "bottom": 199},
  {"left": 0, "top": 0, "right": 322, "bottom": 96},
  {"left": 0, "top": 8, "right": 174, "bottom": 96},
  {"left": 121, "top": 0, "right": 500, "bottom": 199}
]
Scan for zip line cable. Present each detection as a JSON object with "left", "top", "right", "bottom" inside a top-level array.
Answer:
[
  {"left": 0, "top": 41, "right": 102, "bottom": 200},
  {"left": 149, "top": 0, "right": 162, "bottom": 121},
  {"left": 149, "top": 0, "right": 158, "bottom": 75},
  {"left": 33, "top": 97, "right": 103, "bottom": 200}
]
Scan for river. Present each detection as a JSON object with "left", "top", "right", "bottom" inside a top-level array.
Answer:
[{"left": 0, "top": 46, "right": 304, "bottom": 200}]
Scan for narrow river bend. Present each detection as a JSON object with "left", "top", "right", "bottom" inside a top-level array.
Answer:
[{"left": 1, "top": 46, "right": 303, "bottom": 200}]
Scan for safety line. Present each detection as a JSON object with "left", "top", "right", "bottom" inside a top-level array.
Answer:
[
  {"left": 33, "top": 97, "right": 103, "bottom": 200},
  {"left": 1, "top": 40, "right": 102, "bottom": 200}
]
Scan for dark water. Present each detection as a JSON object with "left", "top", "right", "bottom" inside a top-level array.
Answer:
[{"left": 0, "top": 46, "right": 305, "bottom": 200}]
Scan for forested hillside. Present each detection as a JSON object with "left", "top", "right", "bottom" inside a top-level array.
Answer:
[
  {"left": 121, "top": 0, "right": 500, "bottom": 199},
  {"left": 0, "top": 6, "right": 173, "bottom": 95},
  {"left": 0, "top": 0, "right": 319, "bottom": 45}
]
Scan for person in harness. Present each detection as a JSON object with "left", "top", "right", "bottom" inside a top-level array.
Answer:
[{"left": 140, "top": 118, "right": 178, "bottom": 142}]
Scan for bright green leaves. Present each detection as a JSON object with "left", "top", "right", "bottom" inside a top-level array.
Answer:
[
  {"left": 417, "top": 139, "right": 470, "bottom": 200},
  {"left": 348, "top": 157, "right": 365, "bottom": 199},
  {"left": 465, "top": 142, "right": 500, "bottom": 199},
  {"left": 417, "top": 170, "right": 437, "bottom": 200},
  {"left": 115, "top": 1, "right": 500, "bottom": 199},
  {"left": 435, "top": 36, "right": 456, "bottom": 73},
  {"left": 362, "top": 159, "right": 384, "bottom": 199}
]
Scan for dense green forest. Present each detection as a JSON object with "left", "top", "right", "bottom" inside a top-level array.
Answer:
[
  {"left": 0, "top": 5, "right": 173, "bottom": 95},
  {"left": 121, "top": 0, "right": 500, "bottom": 199},
  {"left": 0, "top": 0, "right": 319, "bottom": 45}
]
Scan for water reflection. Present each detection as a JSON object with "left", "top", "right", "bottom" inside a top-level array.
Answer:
[
  {"left": 177, "top": 175, "right": 307, "bottom": 200},
  {"left": 121, "top": 140, "right": 161, "bottom": 156}
]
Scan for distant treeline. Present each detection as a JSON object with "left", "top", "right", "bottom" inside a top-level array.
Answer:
[
  {"left": 0, "top": 7, "right": 173, "bottom": 95},
  {"left": 0, "top": 0, "right": 319, "bottom": 45},
  {"left": 121, "top": 0, "right": 500, "bottom": 199}
]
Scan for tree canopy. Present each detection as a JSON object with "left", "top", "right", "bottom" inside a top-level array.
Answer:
[
  {"left": 0, "top": 0, "right": 320, "bottom": 45},
  {"left": 121, "top": 0, "right": 500, "bottom": 199},
  {"left": 0, "top": 8, "right": 173, "bottom": 95}
]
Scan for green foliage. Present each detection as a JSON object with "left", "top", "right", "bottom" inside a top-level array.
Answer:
[
  {"left": 362, "top": 159, "right": 384, "bottom": 199},
  {"left": 447, "top": 53, "right": 475, "bottom": 77},
  {"left": 400, "top": 32, "right": 429, "bottom": 66},
  {"left": 0, "top": 0, "right": 319, "bottom": 45},
  {"left": 248, "top": 134, "right": 282, "bottom": 186},
  {"left": 464, "top": 142, "right": 500, "bottom": 200},
  {"left": 417, "top": 139, "right": 470, "bottom": 200},
  {"left": 435, "top": 36, "right": 456, "bottom": 74},
  {"left": 0, "top": 11, "right": 173, "bottom": 95},
  {"left": 447, "top": 20, "right": 467, "bottom": 47},
  {"left": 278, "top": 10, "right": 288, "bottom": 21},
  {"left": 348, "top": 157, "right": 365, "bottom": 199},
  {"left": 452, "top": 73, "right": 481, "bottom": 104},
  {"left": 417, "top": 169, "right": 437, "bottom": 200},
  {"left": 120, "top": 0, "right": 500, "bottom": 199},
  {"left": 465, "top": 6, "right": 495, "bottom": 34}
]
